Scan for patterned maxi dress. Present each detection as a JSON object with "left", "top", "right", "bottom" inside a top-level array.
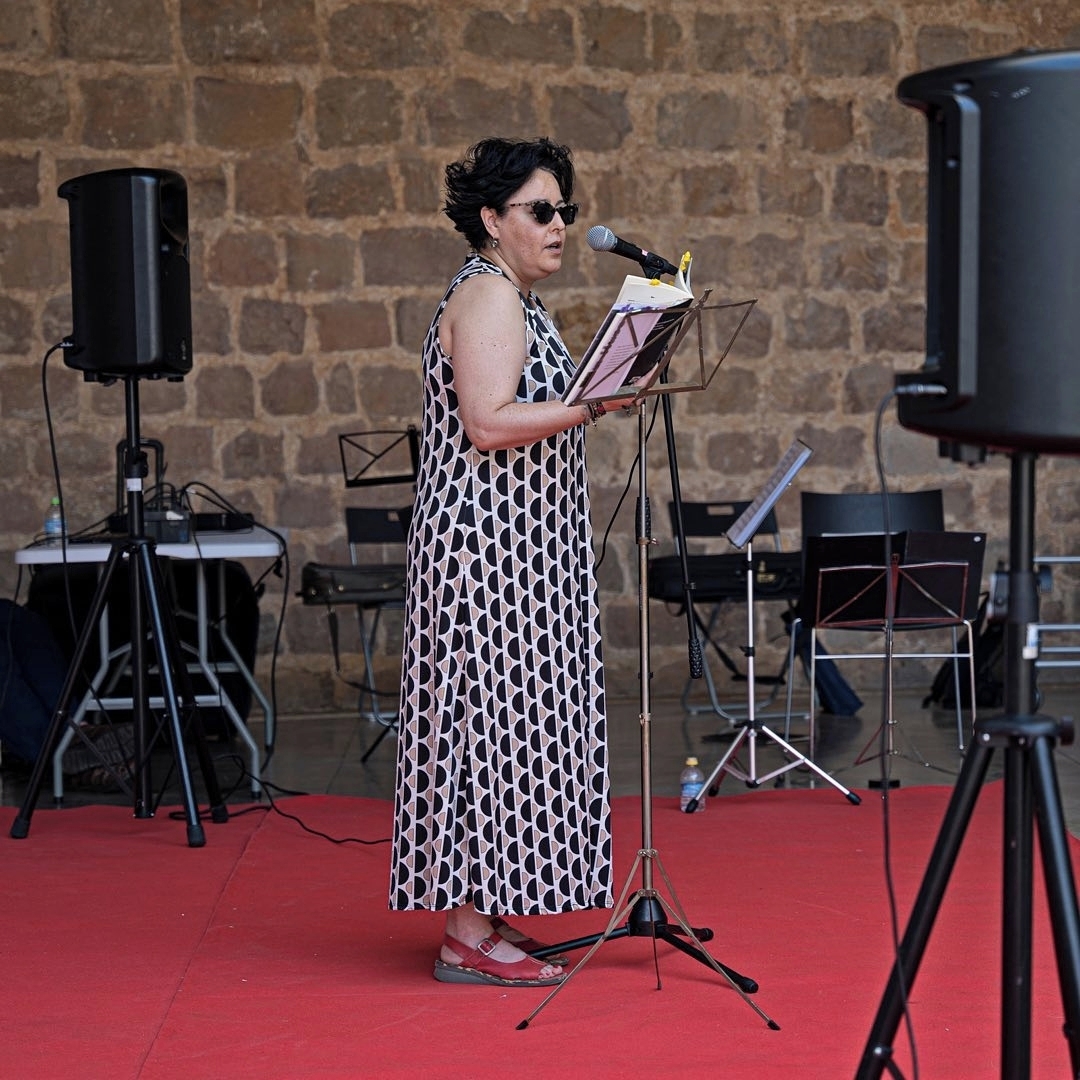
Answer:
[{"left": 389, "top": 254, "right": 614, "bottom": 916}]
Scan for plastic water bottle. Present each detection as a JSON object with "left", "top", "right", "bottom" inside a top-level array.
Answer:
[
  {"left": 680, "top": 756, "right": 706, "bottom": 813},
  {"left": 44, "top": 496, "right": 66, "bottom": 543}
]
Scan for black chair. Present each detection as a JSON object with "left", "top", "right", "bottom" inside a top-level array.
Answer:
[
  {"left": 784, "top": 489, "right": 986, "bottom": 762},
  {"left": 299, "top": 428, "right": 417, "bottom": 761},
  {"left": 648, "top": 499, "right": 801, "bottom": 722}
]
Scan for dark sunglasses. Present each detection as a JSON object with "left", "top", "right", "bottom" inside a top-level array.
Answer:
[{"left": 505, "top": 199, "right": 579, "bottom": 226}]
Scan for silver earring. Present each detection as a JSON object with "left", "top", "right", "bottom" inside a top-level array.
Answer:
[{"left": 490, "top": 237, "right": 499, "bottom": 249}]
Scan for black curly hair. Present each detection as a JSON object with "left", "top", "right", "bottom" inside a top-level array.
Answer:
[{"left": 443, "top": 136, "right": 575, "bottom": 251}]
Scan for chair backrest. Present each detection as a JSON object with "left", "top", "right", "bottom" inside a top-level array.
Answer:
[
  {"left": 800, "top": 489, "right": 944, "bottom": 538},
  {"left": 345, "top": 506, "right": 411, "bottom": 567},
  {"left": 668, "top": 500, "right": 782, "bottom": 553}
]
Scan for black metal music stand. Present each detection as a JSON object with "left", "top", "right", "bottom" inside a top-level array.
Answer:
[
  {"left": 518, "top": 283, "right": 777, "bottom": 1031},
  {"left": 10, "top": 377, "right": 228, "bottom": 847},
  {"left": 690, "top": 442, "right": 862, "bottom": 806}
]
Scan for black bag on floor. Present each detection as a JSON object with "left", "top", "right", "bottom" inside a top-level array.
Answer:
[
  {"left": 784, "top": 611, "right": 864, "bottom": 716},
  {"left": 922, "top": 594, "right": 1004, "bottom": 710}
]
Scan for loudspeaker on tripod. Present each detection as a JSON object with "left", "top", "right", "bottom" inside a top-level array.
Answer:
[{"left": 58, "top": 167, "right": 193, "bottom": 381}]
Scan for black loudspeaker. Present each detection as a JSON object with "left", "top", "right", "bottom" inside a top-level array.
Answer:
[
  {"left": 58, "top": 167, "right": 193, "bottom": 380},
  {"left": 895, "top": 49, "right": 1080, "bottom": 454}
]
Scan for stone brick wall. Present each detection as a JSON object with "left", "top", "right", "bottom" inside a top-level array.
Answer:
[{"left": 1, "top": 1, "right": 1079, "bottom": 709}]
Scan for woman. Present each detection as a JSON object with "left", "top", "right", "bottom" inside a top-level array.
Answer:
[{"left": 389, "top": 137, "right": 632, "bottom": 987}]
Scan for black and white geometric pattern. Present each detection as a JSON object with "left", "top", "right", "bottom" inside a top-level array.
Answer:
[{"left": 389, "top": 254, "right": 613, "bottom": 915}]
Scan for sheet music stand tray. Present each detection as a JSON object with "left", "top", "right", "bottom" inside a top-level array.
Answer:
[
  {"left": 563, "top": 291, "right": 757, "bottom": 406},
  {"left": 691, "top": 442, "right": 862, "bottom": 805}
]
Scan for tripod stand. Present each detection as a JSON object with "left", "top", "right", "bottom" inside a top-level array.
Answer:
[
  {"left": 10, "top": 376, "right": 228, "bottom": 848},
  {"left": 518, "top": 397, "right": 777, "bottom": 1031},
  {"left": 694, "top": 534, "right": 862, "bottom": 805},
  {"left": 690, "top": 442, "right": 860, "bottom": 805},
  {"left": 855, "top": 452, "right": 1080, "bottom": 1078}
]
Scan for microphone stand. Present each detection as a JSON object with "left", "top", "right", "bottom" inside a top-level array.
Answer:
[{"left": 518, "top": 264, "right": 778, "bottom": 1031}]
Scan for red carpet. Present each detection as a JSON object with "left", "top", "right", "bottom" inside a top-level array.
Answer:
[{"left": 0, "top": 784, "right": 1074, "bottom": 1079}]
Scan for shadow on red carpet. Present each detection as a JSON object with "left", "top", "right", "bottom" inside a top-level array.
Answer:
[{"left": 0, "top": 783, "right": 1073, "bottom": 1079}]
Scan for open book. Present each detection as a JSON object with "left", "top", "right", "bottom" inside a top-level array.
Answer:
[{"left": 563, "top": 258, "right": 694, "bottom": 406}]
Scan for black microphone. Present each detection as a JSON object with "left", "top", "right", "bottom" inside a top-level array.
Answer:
[{"left": 586, "top": 224, "right": 679, "bottom": 278}]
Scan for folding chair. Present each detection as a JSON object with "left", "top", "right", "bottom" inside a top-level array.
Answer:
[{"left": 648, "top": 500, "right": 801, "bottom": 723}]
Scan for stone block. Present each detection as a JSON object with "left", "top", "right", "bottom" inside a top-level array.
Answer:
[
  {"left": 235, "top": 153, "right": 305, "bottom": 218},
  {"left": 783, "top": 297, "right": 851, "bottom": 351},
  {"left": 194, "top": 78, "right": 301, "bottom": 150},
  {"left": 681, "top": 163, "right": 745, "bottom": 217},
  {"left": 416, "top": 79, "right": 538, "bottom": 150},
  {"left": 360, "top": 228, "right": 462, "bottom": 287},
  {"left": 843, "top": 359, "right": 896, "bottom": 413},
  {"left": 80, "top": 76, "right": 185, "bottom": 150},
  {"left": 552, "top": 84, "right": 634, "bottom": 151},
  {"left": 305, "top": 164, "right": 395, "bottom": 219},
  {"left": 735, "top": 232, "right": 806, "bottom": 290},
  {"left": 180, "top": 0, "right": 319, "bottom": 64},
  {"left": 758, "top": 164, "right": 824, "bottom": 218},
  {"left": 398, "top": 157, "right": 443, "bottom": 214},
  {"left": 314, "top": 300, "right": 391, "bottom": 352},
  {"left": 785, "top": 97, "right": 854, "bottom": 154},
  {"left": 832, "top": 164, "right": 888, "bottom": 226},
  {"left": 261, "top": 359, "right": 318, "bottom": 416},
  {"left": 705, "top": 430, "right": 783, "bottom": 476},
  {"left": 222, "top": 429, "right": 285, "bottom": 479},
  {"left": 296, "top": 430, "right": 344, "bottom": 477},
  {"left": 207, "top": 231, "right": 279, "bottom": 287},
  {"left": 896, "top": 170, "right": 927, "bottom": 226},
  {"left": 325, "top": 362, "right": 357, "bottom": 416},
  {"left": 395, "top": 295, "right": 440, "bottom": 354},
  {"left": 285, "top": 233, "right": 354, "bottom": 293},
  {"left": 819, "top": 239, "right": 890, "bottom": 291},
  {"left": 0, "top": 1, "right": 46, "bottom": 54},
  {"left": 353, "top": 363, "right": 421, "bottom": 423},
  {"left": 0, "top": 71, "right": 68, "bottom": 139},
  {"left": 0, "top": 295, "right": 33, "bottom": 354},
  {"left": 795, "top": 422, "right": 866, "bottom": 467},
  {"left": 315, "top": 78, "right": 403, "bottom": 148},
  {"left": 138, "top": 376, "right": 188, "bottom": 415},
  {"left": 658, "top": 91, "right": 766, "bottom": 152},
  {"left": 0, "top": 154, "right": 39, "bottom": 208},
  {"left": 862, "top": 302, "right": 925, "bottom": 354},
  {"left": 649, "top": 12, "right": 685, "bottom": 69},
  {"left": 328, "top": 3, "right": 444, "bottom": 70},
  {"left": 464, "top": 10, "right": 573, "bottom": 62},
  {"left": 865, "top": 98, "right": 922, "bottom": 159},
  {"left": 58, "top": 0, "right": 171, "bottom": 62},
  {"left": 192, "top": 295, "right": 232, "bottom": 356},
  {"left": 581, "top": 6, "right": 647, "bottom": 70},
  {"left": 275, "top": 479, "right": 340, "bottom": 529},
  {"left": 195, "top": 365, "right": 255, "bottom": 420},
  {"left": 0, "top": 221, "right": 69, "bottom": 289},
  {"left": 695, "top": 12, "right": 788, "bottom": 74},
  {"left": 239, "top": 298, "right": 306, "bottom": 355},
  {"left": 801, "top": 17, "right": 899, "bottom": 77}
]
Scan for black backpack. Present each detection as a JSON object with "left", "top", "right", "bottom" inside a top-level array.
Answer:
[{"left": 923, "top": 593, "right": 1005, "bottom": 710}]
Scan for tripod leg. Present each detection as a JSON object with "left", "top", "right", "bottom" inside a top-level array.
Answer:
[
  {"left": 10, "top": 545, "right": 129, "bottom": 839},
  {"left": 855, "top": 738, "right": 995, "bottom": 1079},
  {"left": 136, "top": 545, "right": 206, "bottom": 846},
  {"left": 1002, "top": 743, "right": 1035, "bottom": 1076},
  {"left": 143, "top": 547, "right": 229, "bottom": 825},
  {"left": 1028, "top": 734, "right": 1080, "bottom": 1074}
]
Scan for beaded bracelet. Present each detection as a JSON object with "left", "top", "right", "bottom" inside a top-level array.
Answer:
[{"left": 583, "top": 400, "right": 607, "bottom": 425}]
